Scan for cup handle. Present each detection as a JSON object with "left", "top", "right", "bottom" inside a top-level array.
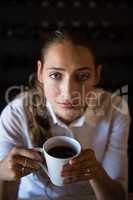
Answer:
[{"left": 34, "top": 147, "right": 49, "bottom": 177}]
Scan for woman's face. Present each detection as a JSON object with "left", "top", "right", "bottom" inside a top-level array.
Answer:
[{"left": 37, "top": 40, "right": 101, "bottom": 124}]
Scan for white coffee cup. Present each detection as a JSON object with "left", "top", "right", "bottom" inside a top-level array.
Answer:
[{"left": 35, "top": 136, "right": 81, "bottom": 186}]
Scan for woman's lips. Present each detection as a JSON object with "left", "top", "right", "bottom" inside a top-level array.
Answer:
[{"left": 58, "top": 102, "right": 74, "bottom": 109}]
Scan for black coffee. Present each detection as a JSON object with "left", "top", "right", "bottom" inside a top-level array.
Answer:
[{"left": 47, "top": 145, "right": 77, "bottom": 159}]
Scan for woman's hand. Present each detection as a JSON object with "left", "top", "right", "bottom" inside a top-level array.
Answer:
[
  {"left": 61, "top": 148, "right": 101, "bottom": 184},
  {"left": 0, "top": 146, "right": 43, "bottom": 181}
]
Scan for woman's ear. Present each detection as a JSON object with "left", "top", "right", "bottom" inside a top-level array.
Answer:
[
  {"left": 95, "top": 65, "right": 102, "bottom": 85},
  {"left": 37, "top": 60, "right": 44, "bottom": 84}
]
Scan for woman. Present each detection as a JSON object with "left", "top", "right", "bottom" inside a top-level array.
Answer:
[{"left": 0, "top": 29, "right": 130, "bottom": 200}]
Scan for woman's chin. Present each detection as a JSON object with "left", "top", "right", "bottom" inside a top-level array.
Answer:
[{"left": 55, "top": 106, "right": 84, "bottom": 124}]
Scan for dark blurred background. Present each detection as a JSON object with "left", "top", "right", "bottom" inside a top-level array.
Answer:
[{"left": 0, "top": 0, "right": 133, "bottom": 192}]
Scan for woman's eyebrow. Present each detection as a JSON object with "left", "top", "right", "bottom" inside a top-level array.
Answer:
[
  {"left": 46, "top": 67, "right": 66, "bottom": 71},
  {"left": 46, "top": 66, "right": 92, "bottom": 71},
  {"left": 76, "top": 67, "right": 92, "bottom": 71}
]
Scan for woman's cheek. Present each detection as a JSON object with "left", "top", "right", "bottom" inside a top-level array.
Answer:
[{"left": 44, "top": 83, "right": 60, "bottom": 101}]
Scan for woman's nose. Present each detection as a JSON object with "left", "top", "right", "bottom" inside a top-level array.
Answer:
[
  {"left": 61, "top": 80, "right": 79, "bottom": 100},
  {"left": 61, "top": 84, "right": 71, "bottom": 99}
]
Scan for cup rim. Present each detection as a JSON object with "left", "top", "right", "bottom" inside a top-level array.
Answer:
[{"left": 43, "top": 136, "right": 81, "bottom": 160}]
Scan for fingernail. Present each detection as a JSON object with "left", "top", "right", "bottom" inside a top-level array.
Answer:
[{"left": 69, "top": 160, "right": 74, "bottom": 165}]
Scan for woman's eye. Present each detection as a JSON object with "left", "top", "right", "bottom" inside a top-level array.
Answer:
[
  {"left": 49, "top": 72, "right": 62, "bottom": 80},
  {"left": 77, "top": 72, "right": 90, "bottom": 81}
]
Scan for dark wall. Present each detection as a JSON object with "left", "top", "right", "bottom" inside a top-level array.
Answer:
[{"left": 0, "top": 0, "right": 133, "bottom": 191}]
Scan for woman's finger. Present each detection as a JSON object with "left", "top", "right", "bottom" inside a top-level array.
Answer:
[
  {"left": 69, "top": 149, "right": 95, "bottom": 165},
  {"left": 18, "top": 166, "right": 35, "bottom": 178},
  {"left": 10, "top": 146, "right": 43, "bottom": 161},
  {"left": 63, "top": 159, "right": 95, "bottom": 172},
  {"left": 9, "top": 163, "right": 34, "bottom": 180},
  {"left": 63, "top": 173, "right": 95, "bottom": 184},
  {"left": 12, "top": 155, "right": 41, "bottom": 170},
  {"left": 61, "top": 164, "right": 97, "bottom": 177}
]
